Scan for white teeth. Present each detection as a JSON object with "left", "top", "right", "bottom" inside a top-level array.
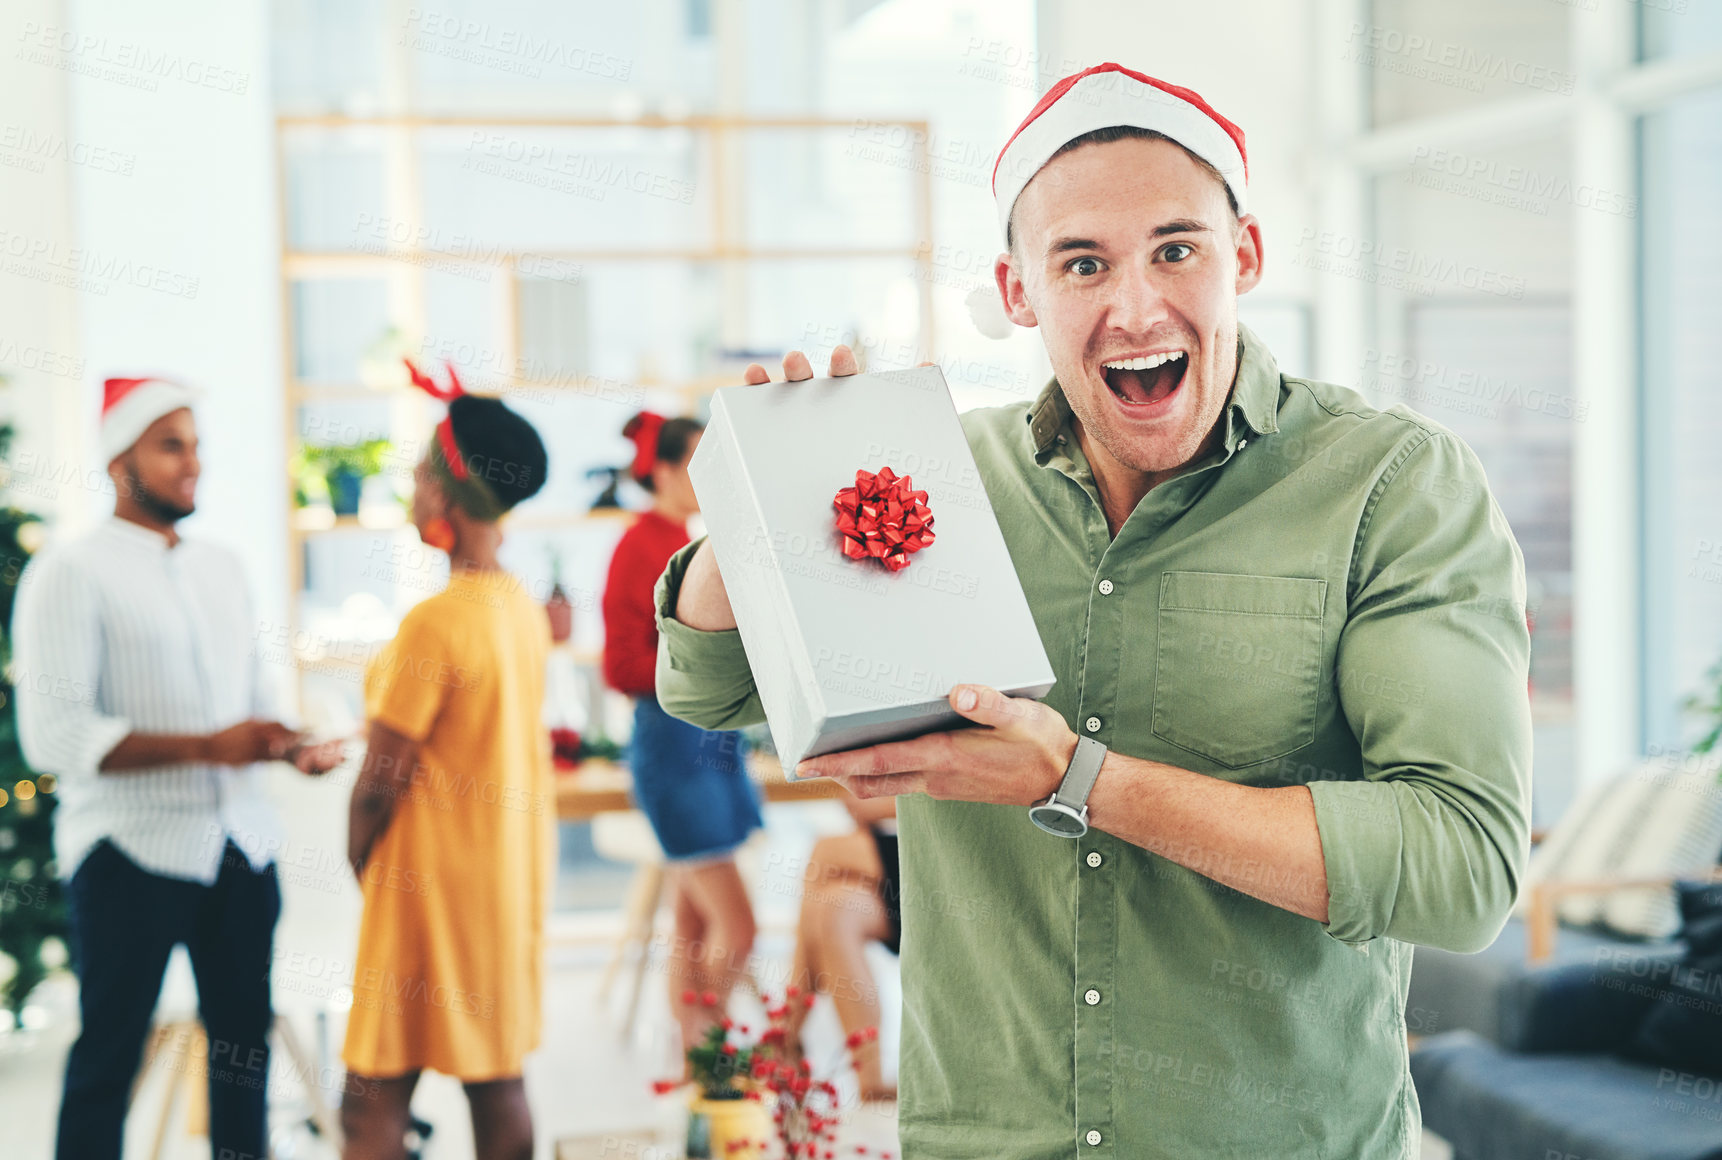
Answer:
[{"left": 1101, "top": 351, "right": 1185, "bottom": 371}]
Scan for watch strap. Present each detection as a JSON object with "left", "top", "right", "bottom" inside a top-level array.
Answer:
[{"left": 1053, "top": 736, "right": 1107, "bottom": 809}]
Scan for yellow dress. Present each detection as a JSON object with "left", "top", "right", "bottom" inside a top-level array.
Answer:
[{"left": 342, "top": 569, "right": 554, "bottom": 1081}]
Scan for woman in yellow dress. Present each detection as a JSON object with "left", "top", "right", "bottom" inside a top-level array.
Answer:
[{"left": 341, "top": 368, "right": 552, "bottom": 1160}]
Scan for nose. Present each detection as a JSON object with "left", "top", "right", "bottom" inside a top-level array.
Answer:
[{"left": 1102, "top": 261, "right": 1170, "bottom": 337}]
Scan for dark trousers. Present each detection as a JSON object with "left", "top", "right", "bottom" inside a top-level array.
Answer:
[{"left": 57, "top": 839, "right": 281, "bottom": 1160}]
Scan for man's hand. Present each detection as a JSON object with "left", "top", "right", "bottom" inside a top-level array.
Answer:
[
  {"left": 741, "top": 343, "right": 860, "bottom": 386},
  {"left": 677, "top": 344, "right": 865, "bottom": 633},
  {"left": 287, "top": 737, "right": 347, "bottom": 777},
  {"left": 798, "top": 684, "right": 1078, "bottom": 806},
  {"left": 203, "top": 719, "right": 298, "bottom": 766}
]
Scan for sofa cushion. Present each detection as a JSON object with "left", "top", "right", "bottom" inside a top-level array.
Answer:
[
  {"left": 1522, "top": 755, "right": 1722, "bottom": 940},
  {"left": 1505, "top": 958, "right": 1668, "bottom": 1055},
  {"left": 1412, "top": 1032, "right": 1722, "bottom": 1160},
  {"left": 1627, "top": 881, "right": 1722, "bottom": 1077},
  {"left": 1407, "top": 921, "right": 1662, "bottom": 1047}
]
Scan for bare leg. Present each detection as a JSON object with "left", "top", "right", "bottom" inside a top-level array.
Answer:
[
  {"left": 666, "top": 874, "right": 709, "bottom": 1071},
  {"left": 788, "top": 834, "right": 896, "bottom": 1099},
  {"left": 671, "top": 857, "right": 756, "bottom": 1053},
  {"left": 785, "top": 833, "right": 879, "bottom": 1049},
  {"left": 465, "top": 1076, "right": 533, "bottom": 1160},
  {"left": 340, "top": 1071, "right": 420, "bottom": 1160}
]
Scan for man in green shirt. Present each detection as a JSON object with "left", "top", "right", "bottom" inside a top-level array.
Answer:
[{"left": 654, "top": 63, "right": 1530, "bottom": 1158}]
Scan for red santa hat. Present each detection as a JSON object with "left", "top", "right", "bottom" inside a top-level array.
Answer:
[
  {"left": 100, "top": 377, "right": 202, "bottom": 463},
  {"left": 991, "top": 62, "right": 1248, "bottom": 244}
]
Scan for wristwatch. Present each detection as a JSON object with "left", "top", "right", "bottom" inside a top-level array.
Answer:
[{"left": 1028, "top": 736, "right": 1108, "bottom": 838}]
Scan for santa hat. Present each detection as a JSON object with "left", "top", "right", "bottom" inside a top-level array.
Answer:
[
  {"left": 968, "top": 64, "right": 1248, "bottom": 339},
  {"left": 992, "top": 63, "right": 1248, "bottom": 244},
  {"left": 100, "top": 377, "right": 202, "bottom": 463}
]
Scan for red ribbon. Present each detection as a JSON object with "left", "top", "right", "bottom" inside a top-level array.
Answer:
[
  {"left": 403, "top": 358, "right": 469, "bottom": 481},
  {"left": 626, "top": 411, "right": 667, "bottom": 482},
  {"left": 832, "top": 466, "right": 935, "bottom": 572}
]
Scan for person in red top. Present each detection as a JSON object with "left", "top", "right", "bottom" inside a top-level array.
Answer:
[{"left": 601, "top": 412, "right": 762, "bottom": 1058}]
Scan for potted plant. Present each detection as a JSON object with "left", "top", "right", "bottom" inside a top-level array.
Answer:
[
  {"left": 1684, "top": 655, "right": 1722, "bottom": 756},
  {"left": 296, "top": 438, "right": 392, "bottom": 517},
  {"left": 656, "top": 988, "right": 882, "bottom": 1160}
]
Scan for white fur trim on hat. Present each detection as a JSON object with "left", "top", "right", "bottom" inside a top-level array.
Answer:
[
  {"left": 101, "top": 378, "right": 202, "bottom": 462},
  {"left": 992, "top": 62, "right": 1248, "bottom": 245}
]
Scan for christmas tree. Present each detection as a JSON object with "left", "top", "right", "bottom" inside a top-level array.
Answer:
[{"left": 0, "top": 412, "right": 64, "bottom": 1023}]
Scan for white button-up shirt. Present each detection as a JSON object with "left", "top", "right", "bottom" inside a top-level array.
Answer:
[{"left": 11, "top": 517, "right": 285, "bottom": 884}]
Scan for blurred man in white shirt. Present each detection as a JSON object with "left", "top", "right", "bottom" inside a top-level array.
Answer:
[{"left": 13, "top": 377, "right": 339, "bottom": 1160}]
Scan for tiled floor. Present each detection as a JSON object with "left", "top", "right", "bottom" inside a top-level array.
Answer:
[
  {"left": 0, "top": 944, "right": 1457, "bottom": 1160},
  {"left": 0, "top": 789, "right": 1453, "bottom": 1158},
  {"left": 0, "top": 932, "right": 897, "bottom": 1160}
]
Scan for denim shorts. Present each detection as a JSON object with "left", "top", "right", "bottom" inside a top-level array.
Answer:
[{"left": 627, "top": 694, "right": 763, "bottom": 861}]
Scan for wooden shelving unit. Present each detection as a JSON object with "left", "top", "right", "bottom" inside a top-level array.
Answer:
[{"left": 275, "top": 111, "right": 934, "bottom": 696}]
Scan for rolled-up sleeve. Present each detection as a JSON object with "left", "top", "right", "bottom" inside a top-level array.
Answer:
[
  {"left": 11, "top": 552, "right": 133, "bottom": 778},
  {"left": 653, "top": 536, "right": 767, "bottom": 731},
  {"left": 1310, "top": 432, "right": 1533, "bottom": 953}
]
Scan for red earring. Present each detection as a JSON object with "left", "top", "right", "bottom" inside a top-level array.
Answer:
[{"left": 422, "top": 517, "right": 455, "bottom": 553}]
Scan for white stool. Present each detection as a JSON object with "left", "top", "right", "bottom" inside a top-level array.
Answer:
[
  {"left": 591, "top": 810, "right": 668, "bottom": 1038},
  {"left": 130, "top": 1013, "right": 339, "bottom": 1159}
]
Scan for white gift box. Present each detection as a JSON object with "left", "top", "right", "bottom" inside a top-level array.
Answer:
[{"left": 688, "top": 366, "right": 1055, "bottom": 777}]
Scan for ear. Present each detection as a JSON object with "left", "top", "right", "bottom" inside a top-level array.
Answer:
[
  {"left": 994, "top": 252, "right": 1039, "bottom": 328},
  {"left": 1234, "top": 213, "right": 1265, "bottom": 296},
  {"left": 416, "top": 464, "right": 448, "bottom": 512}
]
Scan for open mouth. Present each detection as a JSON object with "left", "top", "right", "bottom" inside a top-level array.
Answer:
[{"left": 1101, "top": 350, "right": 1186, "bottom": 408}]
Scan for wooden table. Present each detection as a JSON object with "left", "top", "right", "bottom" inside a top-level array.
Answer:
[{"left": 556, "top": 751, "right": 841, "bottom": 820}]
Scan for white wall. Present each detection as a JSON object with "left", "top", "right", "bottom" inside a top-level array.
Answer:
[
  {"left": 1035, "top": 0, "right": 1321, "bottom": 308},
  {"left": 0, "top": 0, "right": 86, "bottom": 529},
  {"left": 7, "top": 0, "right": 288, "bottom": 625}
]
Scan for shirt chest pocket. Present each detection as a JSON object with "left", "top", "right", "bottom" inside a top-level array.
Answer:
[{"left": 1152, "top": 571, "right": 1328, "bottom": 770}]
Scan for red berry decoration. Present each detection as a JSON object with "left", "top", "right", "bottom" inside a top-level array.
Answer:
[{"left": 833, "top": 467, "right": 935, "bottom": 573}]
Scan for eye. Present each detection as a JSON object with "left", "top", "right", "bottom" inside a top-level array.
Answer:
[
  {"left": 1067, "top": 256, "right": 1104, "bottom": 277},
  {"left": 1160, "top": 242, "right": 1195, "bottom": 263}
]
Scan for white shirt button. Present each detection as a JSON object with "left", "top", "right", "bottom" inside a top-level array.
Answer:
[
  {"left": 1238, "top": 438, "right": 1248, "bottom": 450},
  {"left": 1097, "top": 578, "right": 1114, "bottom": 595},
  {"left": 1085, "top": 1129, "right": 1102, "bottom": 1146},
  {"left": 1084, "top": 988, "right": 1101, "bottom": 1006},
  {"left": 1085, "top": 716, "right": 1101, "bottom": 733},
  {"left": 1086, "top": 851, "right": 1103, "bottom": 869}
]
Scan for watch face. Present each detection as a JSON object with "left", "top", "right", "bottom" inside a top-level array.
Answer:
[{"left": 1030, "top": 803, "right": 1086, "bottom": 838}]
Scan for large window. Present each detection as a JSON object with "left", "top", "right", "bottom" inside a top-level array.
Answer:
[{"left": 1641, "top": 86, "right": 1722, "bottom": 753}]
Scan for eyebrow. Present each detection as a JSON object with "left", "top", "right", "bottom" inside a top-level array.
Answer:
[{"left": 1045, "top": 219, "right": 1214, "bottom": 258}]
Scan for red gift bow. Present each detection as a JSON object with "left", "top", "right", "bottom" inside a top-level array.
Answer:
[{"left": 832, "top": 466, "right": 935, "bottom": 572}]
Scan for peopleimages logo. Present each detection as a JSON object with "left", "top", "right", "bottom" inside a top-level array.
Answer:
[
  {"left": 0, "top": 229, "right": 199, "bottom": 299},
  {"left": 15, "top": 21, "right": 251, "bottom": 94},
  {"left": 400, "top": 9, "right": 633, "bottom": 80},
  {"left": 1407, "top": 146, "right": 1638, "bottom": 219},
  {"left": 1292, "top": 228, "right": 1526, "bottom": 300},
  {"left": 1341, "top": 22, "right": 1576, "bottom": 95},
  {"left": 1360, "top": 348, "right": 1589, "bottom": 422},
  {"left": 462, "top": 132, "right": 696, "bottom": 205}
]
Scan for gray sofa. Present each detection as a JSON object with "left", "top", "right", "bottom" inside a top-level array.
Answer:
[
  {"left": 1410, "top": 947, "right": 1722, "bottom": 1160},
  {"left": 1406, "top": 919, "right": 1680, "bottom": 1045}
]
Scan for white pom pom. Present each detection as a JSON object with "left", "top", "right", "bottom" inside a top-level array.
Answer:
[{"left": 964, "top": 285, "right": 1015, "bottom": 340}]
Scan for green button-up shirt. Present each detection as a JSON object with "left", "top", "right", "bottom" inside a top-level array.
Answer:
[{"left": 653, "top": 325, "right": 1532, "bottom": 1159}]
